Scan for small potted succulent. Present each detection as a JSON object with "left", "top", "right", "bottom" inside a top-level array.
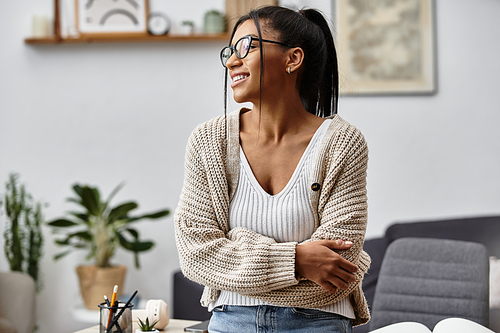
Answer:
[
  {"left": 136, "top": 317, "right": 159, "bottom": 333},
  {"left": 179, "top": 20, "right": 194, "bottom": 35}
]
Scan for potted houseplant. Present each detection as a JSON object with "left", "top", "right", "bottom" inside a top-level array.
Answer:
[
  {"left": 1, "top": 173, "right": 44, "bottom": 292},
  {"left": 179, "top": 20, "right": 194, "bottom": 35},
  {"left": 136, "top": 317, "right": 159, "bottom": 333},
  {"left": 47, "top": 183, "right": 169, "bottom": 309}
]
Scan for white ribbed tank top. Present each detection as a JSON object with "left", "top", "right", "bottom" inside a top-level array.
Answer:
[{"left": 211, "top": 119, "right": 355, "bottom": 319}]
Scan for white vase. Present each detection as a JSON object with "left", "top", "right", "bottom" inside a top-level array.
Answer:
[
  {"left": 135, "top": 329, "right": 159, "bottom": 333},
  {"left": 178, "top": 25, "right": 194, "bottom": 35}
]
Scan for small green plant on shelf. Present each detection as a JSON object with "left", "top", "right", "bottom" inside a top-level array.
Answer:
[
  {"left": 1, "top": 173, "right": 45, "bottom": 292},
  {"left": 137, "top": 317, "right": 159, "bottom": 332}
]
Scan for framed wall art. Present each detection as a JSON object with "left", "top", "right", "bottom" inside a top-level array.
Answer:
[
  {"left": 335, "top": 0, "right": 435, "bottom": 95},
  {"left": 225, "top": 0, "right": 278, "bottom": 33},
  {"left": 76, "top": 0, "right": 149, "bottom": 35}
]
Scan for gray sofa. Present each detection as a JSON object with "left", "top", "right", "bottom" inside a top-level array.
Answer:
[{"left": 173, "top": 215, "right": 500, "bottom": 332}]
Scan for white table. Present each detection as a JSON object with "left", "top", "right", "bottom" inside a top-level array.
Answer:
[{"left": 73, "top": 319, "right": 202, "bottom": 333}]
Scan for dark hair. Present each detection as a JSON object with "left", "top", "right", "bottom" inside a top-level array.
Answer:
[{"left": 224, "top": 6, "right": 339, "bottom": 118}]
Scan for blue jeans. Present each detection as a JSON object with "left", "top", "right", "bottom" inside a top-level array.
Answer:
[{"left": 208, "top": 305, "right": 353, "bottom": 333}]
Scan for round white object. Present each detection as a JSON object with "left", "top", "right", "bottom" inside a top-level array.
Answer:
[{"left": 148, "top": 13, "right": 170, "bottom": 35}]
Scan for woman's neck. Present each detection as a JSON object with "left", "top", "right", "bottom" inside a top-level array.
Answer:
[{"left": 243, "top": 95, "right": 322, "bottom": 142}]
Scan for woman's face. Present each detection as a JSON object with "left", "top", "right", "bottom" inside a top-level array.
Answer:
[{"left": 226, "top": 20, "right": 289, "bottom": 105}]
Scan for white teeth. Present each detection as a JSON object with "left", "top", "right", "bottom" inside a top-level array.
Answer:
[{"left": 233, "top": 75, "right": 248, "bottom": 82}]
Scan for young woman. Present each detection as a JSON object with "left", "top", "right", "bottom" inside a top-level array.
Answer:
[{"left": 175, "top": 6, "right": 370, "bottom": 333}]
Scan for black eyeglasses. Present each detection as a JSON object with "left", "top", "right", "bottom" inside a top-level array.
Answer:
[{"left": 220, "top": 35, "right": 293, "bottom": 68}]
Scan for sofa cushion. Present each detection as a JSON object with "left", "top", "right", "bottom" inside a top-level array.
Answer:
[
  {"left": 385, "top": 216, "right": 500, "bottom": 258},
  {"left": 369, "top": 238, "right": 490, "bottom": 330}
]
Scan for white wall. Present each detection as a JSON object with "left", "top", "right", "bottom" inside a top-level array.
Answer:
[{"left": 0, "top": 0, "right": 499, "bottom": 332}]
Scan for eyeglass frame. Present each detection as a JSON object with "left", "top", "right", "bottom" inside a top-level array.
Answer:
[{"left": 220, "top": 35, "right": 294, "bottom": 68}]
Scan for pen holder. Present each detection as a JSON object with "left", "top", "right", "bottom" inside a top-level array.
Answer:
[{"left": 98, "top": 301, "right": 134, "bottom": 333}]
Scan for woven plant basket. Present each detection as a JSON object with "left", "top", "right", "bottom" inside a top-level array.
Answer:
[{"left": 76, "top": 265, "right": 127, "bottom": 309}]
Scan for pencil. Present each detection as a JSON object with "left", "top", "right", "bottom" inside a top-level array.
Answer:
[
  {"left": 105, "top": 290, "right": 138, "bottom": 333},
  {"left": 106, "top": 285, "right": 118, "bottom": 329}
]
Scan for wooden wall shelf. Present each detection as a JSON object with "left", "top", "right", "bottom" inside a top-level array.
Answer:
[{"left": 25, "top": 33, "right": 230, "bottom": 45}]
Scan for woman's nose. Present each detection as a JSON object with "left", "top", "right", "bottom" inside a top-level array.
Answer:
[{"left": 226, "top": 52, "right": 241, "bottom": 69}]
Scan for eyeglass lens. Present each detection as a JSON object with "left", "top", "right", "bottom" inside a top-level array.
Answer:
[{"left": 221, "top": 36, "right": 251, "bottom": 67}]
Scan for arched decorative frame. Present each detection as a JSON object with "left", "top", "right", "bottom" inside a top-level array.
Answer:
[{"left": 76, "top": 0, "right": 149, "bottom": 35}]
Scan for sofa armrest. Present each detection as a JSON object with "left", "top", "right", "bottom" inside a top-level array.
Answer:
[
  {"left": 362, "top": 237, "right": 390, "bottom": 311},
  {"left": 173, "top": 271, "right": 211, "bottom": 321}
]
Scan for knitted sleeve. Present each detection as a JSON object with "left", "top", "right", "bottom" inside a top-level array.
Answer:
[{"left": 174, "top": 118, "right": 299, "bottom": 295}]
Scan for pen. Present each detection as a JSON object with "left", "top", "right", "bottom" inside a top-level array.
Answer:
[
  {"left": 106, "top": 285, "right": 118, "bottom": 330},
  {"left": 104, "top": 295, "right": 111, "bottom": 307},
  {"left": 110, "top": 300, "right": 119, "bottom": 331},
  {"left": 105, "top": 290, "right": 138, "bottom": 333}
]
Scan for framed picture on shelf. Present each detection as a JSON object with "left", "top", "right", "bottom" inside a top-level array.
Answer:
[
  {"left": 76, "top": 0, "right": 149, "bottom": 35},
  {"left": 335, "top": 0, "right": 435, "bottom": 95}
]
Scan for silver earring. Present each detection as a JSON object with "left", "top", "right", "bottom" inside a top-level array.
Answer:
[{"left": 287, "top": 67, "right": 291, "bottom": 74}]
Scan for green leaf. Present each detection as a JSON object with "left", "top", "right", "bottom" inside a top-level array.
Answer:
[
  {"left": 116, "top": 232, "right": 132, "bottom": 251},
  {"left": 116, "top": 232, "right": 154, "bottom": 252},
  {"left": 55, "top": 239, "right": 70, "bottom": 245},
  {"left": 131, "top": 241, "right": 154, "bottom": 252},
  {"left": 72, "top": 184, "right": 83, "bottom": 198},
  {"left": 55, "top": 231, "right": 92, "bottom": 246},
  {"left": 47, "top": 219, "right": 79, "bottom": 227},
  {"left": 53, "top": 250, "right": 72, "bottom": 260},
  {"left": 80, "top": 186, "right": 100, "bottom": 216},
  {"left": 103, "top": 182, "right": 126, "bottom": 209},
  {"left": 68, "top": 231, "right": 92, "bottom": 241},
  {"left": 91, "top": 187, "right": 102, "bottom": 213},
  {"left": 138, "top": 317, "right": 158, "bottom": 331},
  {"left": 66, "top": 197, "right": 81, "bottom": 205},
  {"left": 127, "top": 209, "right": 170, "bottom": 222},
  {"left": 68, "top": 212, "right": 89, "bottom": 223},
  {"left": 108, "top": 202, "right": 138, "bottom": 224},
  {"left": 125, "top": 228, "right": 139, "bottom": 239}
]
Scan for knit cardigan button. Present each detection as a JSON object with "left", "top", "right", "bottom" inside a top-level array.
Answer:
[{"left": 311, "top": 183, "right": 321, "bottom": 191}]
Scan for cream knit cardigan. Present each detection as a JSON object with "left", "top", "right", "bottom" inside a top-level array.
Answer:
[{"left": 174, "top": 108, "right": 371, "bottom": 326}]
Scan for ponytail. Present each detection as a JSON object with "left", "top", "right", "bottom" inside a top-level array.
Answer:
[{"left": 298, "top": 9, "right": 338, "bottom": 117}]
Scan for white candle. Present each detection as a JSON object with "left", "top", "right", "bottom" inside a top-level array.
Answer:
[{"left": 32, "top": 15, "right": 50, "bottom": 38}]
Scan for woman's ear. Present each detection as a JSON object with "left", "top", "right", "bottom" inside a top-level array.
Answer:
[{"left": 286, "top": 47, "right": 304, "bottom": 73}]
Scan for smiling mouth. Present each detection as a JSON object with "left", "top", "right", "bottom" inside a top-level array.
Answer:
[{"left": 232, "top": 75, "right": 249, "bottom": 83}]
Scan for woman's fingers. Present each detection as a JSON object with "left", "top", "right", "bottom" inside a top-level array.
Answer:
[
  {"left": 295, "top": 240, "right": 359, "bottom": 293},
  {"left": 318, "top": 281, "right": 338, "bottom": 294},
  {"left": 328, "top": 239, "right": 354, "bottom": 249},
  {"left": 336, "top": 267, "right": 357, "bottom": 284},
  {"left": 329, "top": 275, "right": 351, "bottom": 290},
  {"left": 323, "top": 240, "right": 359, "bottom": 273}
]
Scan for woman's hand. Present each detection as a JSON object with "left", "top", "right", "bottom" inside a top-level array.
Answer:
[{"left": 295, "top": 240, "right": 358, "bottom": 293}]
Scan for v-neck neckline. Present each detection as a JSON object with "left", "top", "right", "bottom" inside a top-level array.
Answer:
[{"left": 239, "top": 119, "right": 330, "bottom": 198}]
